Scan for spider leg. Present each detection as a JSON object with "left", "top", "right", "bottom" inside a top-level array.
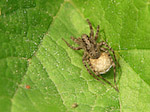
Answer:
[
  {"left": 70, "top": 36, "right": 78, "bottom": 43},
  {"left": 98, "top": 41, "right": 119, "bottom": 66},
  {"left": 62, "top": 38, "right": 82, "bottom": 50},
  {"left": 82, "top": 54, "right": 105, "bottom": 85},
  {"left": 95, "top": 25, "right": 100, "bottom": 40},
  {"left": 87, "top": 19, "right": 94, "bottom": 38},
  {"left": 96, "top": 73, "right": 119, "bottom": 92},
  {"left": 100, "top": 47, "right": 118, "bottom": 90},
  {"left": 98, "top": 41, "right": 104, "bottom": 47}
]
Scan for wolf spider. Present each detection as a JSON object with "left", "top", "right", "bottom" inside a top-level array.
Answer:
[{"left": 62, "top": 19, "right": 119, "bottom": 92}]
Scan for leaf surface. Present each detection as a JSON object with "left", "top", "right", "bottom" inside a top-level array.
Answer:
[{"left": 0, "top": 0, "right": 150, "bottom": 112}]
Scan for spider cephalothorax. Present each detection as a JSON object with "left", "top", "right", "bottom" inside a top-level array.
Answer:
[{"left": 62, "top": 19, "right": 119, "bottom": 92}]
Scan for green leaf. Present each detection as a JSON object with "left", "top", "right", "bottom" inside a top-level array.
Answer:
[{"left": 0, "top": 0, "right": 150, "bottom": 112}]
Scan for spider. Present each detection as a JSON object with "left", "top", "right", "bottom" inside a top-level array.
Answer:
[{"left": 62, "top": 19, "right": 119, "bottom": 92}]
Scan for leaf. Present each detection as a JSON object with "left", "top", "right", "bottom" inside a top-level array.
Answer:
[{"left": 0, "top": 0, "right": 150, "bottom": 112}]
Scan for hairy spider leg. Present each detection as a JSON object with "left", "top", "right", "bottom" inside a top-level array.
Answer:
[
  {"left": 70, "top": 36, "right": 81, "bottom": 44},
  {"left": 98, "top": 41, "right": 119, "bottom": 66},
  {"left": 87, "top": 19, "right": 94, "bottom": 38},
  {"left": 62, "top": 38, "right": 82, "bottom": 50},
  {"left": 70, "top": 36, "right": 77, "bottom": 41},
  {"left": 95, "top": 25, "right": 100, "bottom": 41},
  {"left": 96, "top": 72, "right": 119, "bottom": 92},
  {"left": 100, "top": 47, "right": 118, "bottom": 90},
  {"left": 82, "top": 54, "right": 105, "bottom": 85}
]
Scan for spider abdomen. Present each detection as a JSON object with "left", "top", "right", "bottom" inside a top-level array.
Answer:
[{"left": 90, "top": 52, "right": 112, "bottom": 74}]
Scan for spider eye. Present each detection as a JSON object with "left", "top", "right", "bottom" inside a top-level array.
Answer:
[{"left": 81, "top": 34, "right": 88, "bottom": 38}]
